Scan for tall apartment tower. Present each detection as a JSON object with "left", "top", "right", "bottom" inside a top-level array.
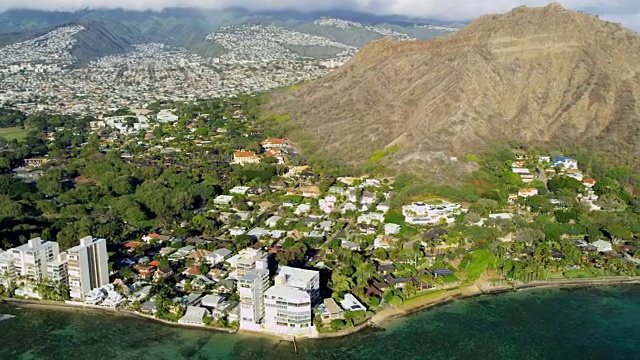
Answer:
[
  {"left": 47, "top": 252, "right": 68, "bottom": 285},
  {"left": 263, "top": 274, "right": 313, "bottom": 335},
  {"left": 0, "top": 251, "right": 17, "bottom": 285},
  {"left": 238, "top": 258, "right": 270, "bottom": 331},
  {"left": 67, "top": 236, "right": 109, "bottom": 300},
  {"left": 235, "top": 248, "right": 269, "bottom": 278},
  {"left": 11, "top": 237, "right": 60, "bottom": 281}
]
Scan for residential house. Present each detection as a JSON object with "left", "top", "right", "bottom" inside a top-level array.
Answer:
[
  {"left": 265, "top": 216, "right": 282, "bottom": 228},
  {"left": 374, "top": 236, "right": 396, "bottom": 249},
  {"left": 207, "top": 248, "right": 233, "bottom": 265},
  {"left": 357, "top": 212, "right": 385, "bottom": 225},
  {"left": 133, "top": 264, "right": 157, "bottom": 279},
  {"left": 384, "top": 223, "right": 401, "bottom": 236},
  {"left": 229, "top": 227, "right": 247, "bottom": 236},
  {"left": 402, "top": 202, "right": 462, "bottom": 225},
  {"left": 319, "top": 195, "right": 338, "bottom": 214},
  {"left": 320, "top": 298, "right": 344, "bottom": 324},
  {"left": 178, "top": 306, "right": 210, "bottom": 326},
  {"left": 517, "top": 188, "right": 539, "bottom": 198},
  {"left": 341, "top": 241, "right": 360, "bottom": 251},
  {"left": 260, "top": 138, "right": 288, "bottom": 150},
  {"left": 340, "top": 293, "right": 367, "bottom": 312},
  {"left": 361, "top": 191, "right": 377, "bottom": 205},
  {"left": 316, "top": 221, "right": 333, "bottom": 233},
  {"left": 230, "top": 186, "right": 250, "bottom": 195},
  {"left": 168, "top": 246, "right": 196, "bottom": 261},
  {"left": 214, "top": 195, "right": 234, "bottom": 206},
  {"left": 593, "top": 240, "right": 613, "bottom": 253},
  {"left": 287, "top": 186, "right": 321, "bottom": 199},
  {"left": 213, "top": 279, "right": 236, "bottom": 295},
  {"left": 201, "top": 294, "right": 237, "bottom": 319},
  {"left": 376, "top": 202, "right": 391, "bottom": 213},
  {"left": 341, "top": 202, "right": 357, "bottom": 214},
  {"left": 294, "top": 204, "right": 312, "bottom": 216},
  {"left": 552, "top": 157, "right": 578, "bottom": 170},
  {"left": 232, "top": 151, "right": 260, "bottom": 165},
  {"left": 188, "top": 250, "right": 211, "bottom": 264},
  {"left": 24, "top": 158, "right": 48, "bottom": 168}
]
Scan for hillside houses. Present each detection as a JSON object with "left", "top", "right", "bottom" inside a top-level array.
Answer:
[{"left": 402, "top": 202, "right": 464, "bottom": 225}]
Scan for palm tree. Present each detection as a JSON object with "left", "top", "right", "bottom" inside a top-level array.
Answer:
[{"left": 354, "top": 261, "right": 375, "bottom": 286}]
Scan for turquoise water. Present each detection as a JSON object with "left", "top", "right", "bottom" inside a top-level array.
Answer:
[{"left": 0, "top": 286, "right": 638, "bottom": 360}]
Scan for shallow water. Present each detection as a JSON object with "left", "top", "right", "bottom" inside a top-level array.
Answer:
[{"left": 0, "top": 286, "right": 638, "bottom": 360}]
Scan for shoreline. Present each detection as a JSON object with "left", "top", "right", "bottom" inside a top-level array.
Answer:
[
  {"left": 0, "top": 298, "right": 236, "bottom": 334},
  {"left": 364, "top": 276, "right": 640, "bottom": 333},
  {"left": 2, "top": 276, "right": 639, "bottom": 341}
]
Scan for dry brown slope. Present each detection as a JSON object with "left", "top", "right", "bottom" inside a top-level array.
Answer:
[{"left": 272, "top": 3, "right": 640, "bottom": 168}]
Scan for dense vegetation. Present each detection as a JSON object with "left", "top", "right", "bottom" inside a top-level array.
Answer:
[{"left": 0, "top": 96, "right": 281, "bottom": 251}]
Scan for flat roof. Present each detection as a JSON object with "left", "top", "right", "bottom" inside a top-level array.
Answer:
[
  {"left": 323, "top": 298, "right": 343, "bottom": 314},
  {"left": 278, "top": 266, "right": 319, "bottom": 285},
  {"left": 265, "top": 286, "right": 310, "bottom": 301}
]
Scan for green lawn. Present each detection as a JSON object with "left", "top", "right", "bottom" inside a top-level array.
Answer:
[
  {"left": 384, "top": 210, "right": 405, "bottom": 225},
  {"left": 0, "top": 127, "right": 28, "bottom": 141}
]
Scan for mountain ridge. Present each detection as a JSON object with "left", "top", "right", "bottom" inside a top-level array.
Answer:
[{"left": 271, "top": 4, "right": 640, "bottom": 171}]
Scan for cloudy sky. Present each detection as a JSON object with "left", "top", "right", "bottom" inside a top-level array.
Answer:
[{"left": 1, "top": 0, "right": 638, "bottom": 28}]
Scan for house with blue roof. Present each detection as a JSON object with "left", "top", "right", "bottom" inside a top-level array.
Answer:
[{"left": 551, "top": 157, "right": 578, "bottom": 170}]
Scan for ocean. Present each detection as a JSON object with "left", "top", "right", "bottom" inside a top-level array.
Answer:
[{"left": 0, "top": 285, "right": 638, "bottom": 360}]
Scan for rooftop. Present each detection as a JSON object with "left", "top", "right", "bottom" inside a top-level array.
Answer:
[
  {"left": 277, "top": 266, "right": 319, "bottom": 287},
  {"left": 265, "top": 285, "right": 310, "bottom": 301}
]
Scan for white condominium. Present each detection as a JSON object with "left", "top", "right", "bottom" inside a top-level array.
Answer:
[
  {"left": 263, "top": 273, "right": 313, "bottom": 335},
  {"left": 238, "top": 266, "right": 270, "bottom": 331},
  {"left": 47, "top": 252, "right": 68, "bottom": 285},
  {"left": 11, "top": 237, "right": 60, "bottom": 281},
  {"left": 236, "top": 248, "right": 268, "bottom": 278},
  {"left": 277, "top": 266, "right": 321, "bottom": 304},
  {"left": 0, "top": 251, "right": 16, "bottom": 285},
  {"left": 67, "top": 236, "right": 109, "bottom": 300}
]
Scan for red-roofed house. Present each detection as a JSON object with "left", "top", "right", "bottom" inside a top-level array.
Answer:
[
  {"left": 260, "top": 138, "right": 288, "bottom": 150},
  {"left": 265, "top": 147, "right": 286, "bottom": 164},
  {"left": 142, "top": 233, "right": 171, "bottom": 243},
  {"left": 133, "top": 264, "right": 157, "bottom": 279},
  {"left": 233, "top": 150, "right": 260, "bottom": 165},
  {"left": 182, "top": 266, "right": 201, "bottom": 277},
  {"left": 517, "top": 188, "right": 539, "bottom": 198},
  {"left": 583, "top": 179, "right": 597, "bottom": 188}
]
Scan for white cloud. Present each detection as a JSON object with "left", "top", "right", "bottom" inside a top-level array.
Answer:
[{"left": 0, "top": 1, "right": 638, "bottom": 29}]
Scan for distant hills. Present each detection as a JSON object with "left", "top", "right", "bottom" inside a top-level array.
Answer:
[
  {"left": 272, "top": 3, "right": 640, "bottom": 171},
  {"left": 0, "top": 8, "right": 460, "bottom": 66}
]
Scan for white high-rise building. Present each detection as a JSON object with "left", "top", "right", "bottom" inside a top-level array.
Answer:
[
  {"left": 263, "top": 273, "right": 314, "bottom": 335},
  {"left": 11, "top": 237, "right": 60, "bottom": 281},
  {"left": 277, "top": 266, "right": 321, "bottom": 304},
  {"left": 0, "top": 251, "right": 16, "bottom": 285},
  {"left": 234, "top": 248, "right": 268, "bottom": 278},
  {"left": 67, "top": 236, "right": 109, "bottom": 300},
  {"left": 238, "top": 257, "right": 270, "bottom": 331},
  {"left": 47, "top": 252, "right": 68, "bottom": 285}
]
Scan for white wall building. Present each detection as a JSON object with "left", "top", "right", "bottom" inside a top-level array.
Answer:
[
  {"left": 67, "top": 236, "right": 109, "bottom": 300},
  {"left": 234, "top": 248, "right": 268, "bottom": 278},
  {"left": 263, "top": 278, "right": 314, "bottom": 336},
  {"left": 276, "top": 266, "right": 320, "bottom": 304},
  {"left": 402, "top": 202, "right": 463, "bottom": 225},
  {"left": 0, "top": 251, "right": 16, "bottom": 285},
  {"left": 46, "top": 252, "right": 68, "bottom": 285},
  {"left": 11, "top": 237, "right": 60, "bottom": 281},
  {"left": 238, "top": 267, "right": 270, "bottom": 331}
]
